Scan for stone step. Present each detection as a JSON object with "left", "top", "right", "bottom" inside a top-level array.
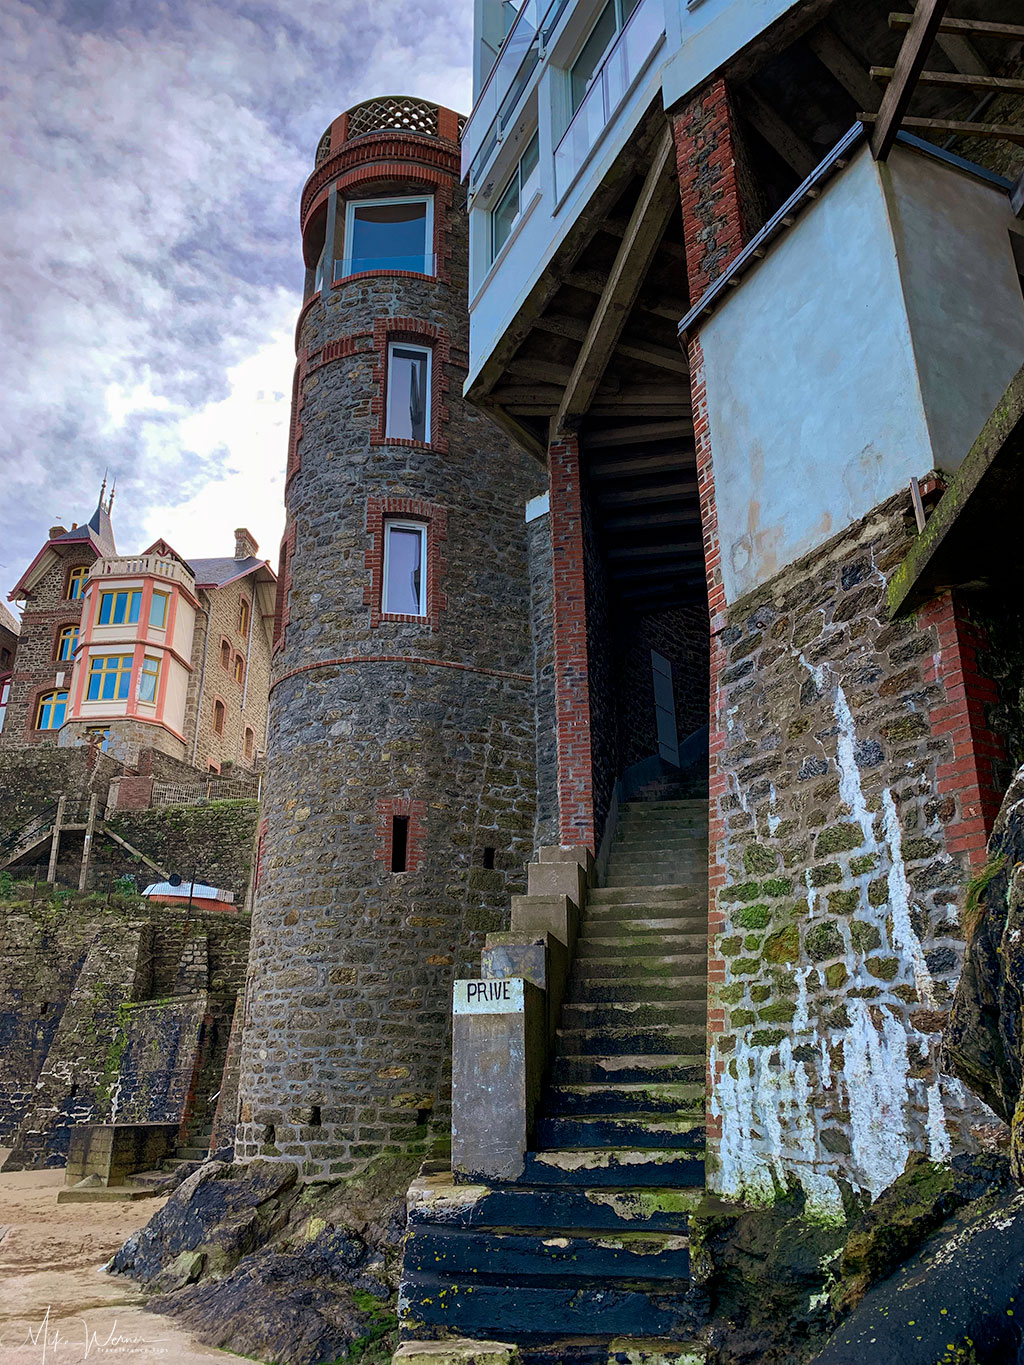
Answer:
[
  {"left": 406, "top": 1172, "right": 704, "bottom": 1233},
  {"left": 400, "top": 1280, "right": 704, "bottom": 1343},
  {"left": 612, "top": 833, "right": 707, "bottom": 847},
  {"left": 561, "top": 1001, "right": 707, "bottom": 1030},
  {"left": 575, "top": 935, "right": 708, "bottom": 959},
  {"left": 550, "top": 1055, "right": 706, "bottom": 1087},
  {"left": 126, "top": 1169, "right": 174, "bottom": 1190},
  {"left": 175, "top": 1145, "right": 211, "bottom": 1160},
  {"left": 512, "top": 1148, "right": 704, "bottom": 1188},
  {"left": 572, "top": 955, "right": 707, "bottom": 981},
  {"left": 519, "top": 1339, "right": 707, "bottom": 1365},
  {"left": 556, "top": 1026, "right": 707, "bottom": 1056},
  {"left": 57, "top": 1185, "right": 158, "bottom": 1203},
  {"left": 571, "top": 977, "right": 706, "bottom": 1003},
  {"left": 604, "top": 874, "right": 704, "bottom": 888},
  {"left": 404, "top": 1225, "right": 692, "bottom": 1283},
  {"left": 588, "top": 887, "right": 703, "bottom": 905},
  {"left": 535, "top": 1113, "right": 706, "bottom": 1151},
  {"left": 543, "top": 1081, "right": 705, "bottom": 1117},
  {"left": 579, "top": 916, "right": 708, "bottom": 936}
]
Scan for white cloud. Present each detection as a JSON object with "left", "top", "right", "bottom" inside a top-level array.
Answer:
[{"left": 0, "top": 0, "right": 473, "bottom": 598}]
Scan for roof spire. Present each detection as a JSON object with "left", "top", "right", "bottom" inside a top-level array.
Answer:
[{"left": 108, "top": 476, "right": 116, "bottom": 513}]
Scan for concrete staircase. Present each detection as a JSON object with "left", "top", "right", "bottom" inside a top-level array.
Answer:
[{"left": 398, "top": 800, "right": 709, "bottom": 1362}]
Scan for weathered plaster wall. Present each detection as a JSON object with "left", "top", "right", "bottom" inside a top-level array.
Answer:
[
  {"left": 885, "top": 147, "right": 1024, "bottom": 476},
  {"left": 705, "top": 495, "right": 1000, "bottom": 1215}
]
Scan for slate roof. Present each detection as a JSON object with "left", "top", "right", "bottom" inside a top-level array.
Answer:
[
  {"left": 51, "top": 498, "right": 117, "bottom": 558},
  {"left": 187, "top": 555, "right": 267, "bottom": 589}
]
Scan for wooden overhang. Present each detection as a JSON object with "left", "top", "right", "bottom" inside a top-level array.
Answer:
[{"left": 887, "top": 363, "right": 1024, "bottom": 617}]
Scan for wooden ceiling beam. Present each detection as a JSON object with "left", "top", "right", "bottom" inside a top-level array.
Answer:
[
  {"left": 806, "top": 25, "right": 881, "bottom": 111},
  {"left": 556, "top": 128, "right": 679, "bottom": 434},
  {"left": 738, "top": 86, "right": 819, "bottom": 178},
  {"left": 531, "top": 313, "right": 688, "bottom": 375},
  {"left": 870, "top": 67, "right": 1024, "bottom": 96},
  {"left": 584, "top": 419, "right": 694, "bottom": 448},
  {"left": 596, "top": 481, "right": 699, "bottom": 506},
  {"left": 611, "top": 558, "right": 703, "bottom": 580},
  {"left": 606, "top": 542, "right": 701, "bottom": 560},
  {"left": 859, "top": 113, "right": 1024, "bottom": 147},
  {"left": 936, "top": 33, "right": 990, "bottom": 78},
  {"left": 603, "top": 509, "right": 702, "bottom": 530},
  {"left": 871, "top": 0, "right": 950, "bottom": 160},
  {"left": 589, "top": 451, "right": 693, "bottom": 478},
  {"left": 565, "top": 272, "right": 688, "bottom": 327},
  {"left": 479, "top": 400, "right": 547, "bottom": 462},
  {"left": 888, "top": 13, "right": 1024, "bottom": 43}
]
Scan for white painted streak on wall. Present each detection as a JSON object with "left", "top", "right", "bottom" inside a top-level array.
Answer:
[
  {"left": 882, "top": 788, "right": 937, "bottom": 1007},
  {"left": 844, "top": 998, "right": 911, "bottom": 1196}
]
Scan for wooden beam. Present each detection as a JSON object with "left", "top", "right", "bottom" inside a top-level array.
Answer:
[
  {"left": 603, "top": 508, "right": 701, "bottom": 531},
  {"left": 597, "top": 481, "right": 699, "bottom": 506},
  {"left": 871, "top": 67, "right": 1024, "bottom": 96},
  {"left": 489, "top": 386, "right": 562, "bottom": 405},
  {"left": 807, "top": 25, "right": 881, "bottom": 111},
  {"left": 872, "top": 0, "right": 949, "bottom": 160},
  {"left": 738, "top": 86, "right": 819, "bottom": 178},
  {"left": 479, "top": 400, "right": 547, "bottom": 462},
  {"left": 556, "top": 128, "right": 679, "bottom": 433},
  {"left": 612, "top": 558, "right": 703, "bottom": 580},
  {"left": 588, "top": 404, "right": 693, "bottom": 417},
  {"left": 606, "top": 542, "right": 701, "bottom": 560},
  {"left": 532, "top": 314, "right": 688, "bottom": 375},
  {"left": 584, "top": 419, "right": 693, "bottom": 448},
  {"left": 936, "top": 33, "right": 990, "bottom": 78},
  {"left": 859, "top": 113, "right": 1024, "bottom": 147},
  {"left": 565, "top": 271, "right": 689, "bottom": 326},
  {"left": 889, "top": 12, "right": 1024, "bottom": 43},
  {"left": 590, "top": 451, "right": 692, "bottom": 478}
]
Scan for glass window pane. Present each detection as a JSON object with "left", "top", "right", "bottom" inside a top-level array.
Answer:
[
  {"left": 150, "top": 593, "right": 168, "bottom": 628},
  {"left": 384, "top": 526, "right": 424, "bottom": 615},
  {"left": 520, "top": 131, "right": 540, "bottom": 188},
  {"left": 570, "top": 0, "right": 616, "bottom": 113},
  {"left": 387, "top": 347, "right": 429, "bottom": 442},
  {"left": 492, "top": 172, "right": 521, "bottom": 259},
  {"left": 118, "top": 658, "right": 132, "bottom": 699},
  {"left": 350, "top": 200, "right": 428, "bottom": 273},
  {"left": 99, "top": 595, "right": 112, "bottom": 624},
  {"left": 128, "top": 591, "right": 141, "bottom": 623}
]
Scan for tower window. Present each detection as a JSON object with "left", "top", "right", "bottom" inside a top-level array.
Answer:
[
  {"left": 57, "top": 625, "right": 79, "bottom": 661},
  {"left": 391, "top": 815, "right": 409, "bottom": 873},
  {"left": 233, "top": 654, "right": 245, "bottom": 685},
  {"left": 239, "top": 597, "right": 250, "bottom": 634},
  {"left": 67, "top": 567, "right": 89, "bottom": 600},
  {"left": 382, "top": 521, "right": 427, "bottom": 617},
  {"left": 243, "top": 726, "right": 255, "bottom": 759},
  {"left": 87, "top": 654, "right": 133, "bottom": 701},
  {"left": 98, "top": 589, "right": 141, "bottom": 626},
  {"left": 36, "top": 690, "right": 68, "bottom": 730},
  {"left": 342, "top": 196, "right": 433, "bottom": 277},
  {"left": 220, "top": 638, "right": 231, "bottom": 669},
  {"left": 386, "top": 344, "right": 431, "bottom": 443}
]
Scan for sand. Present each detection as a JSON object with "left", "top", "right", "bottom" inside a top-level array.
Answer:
[{"left": 0, "top": 1153, "right": 251, "bottom": 1364}]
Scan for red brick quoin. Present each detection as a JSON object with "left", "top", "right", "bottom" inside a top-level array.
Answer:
[
  {"left": 364, "top": 496, "right": 448, "bottom": 630},
  {"left": 272, "top": 522, "right": 297, "bottom": 655},
  {"left": 375, "top": 797, "right": 427, "bottom": 873},
  {"left": 549, "top": 436, "right": 596, "bottom": 852},
  {"left": 919, "top": 592, "right": 1008, "bottom": 868}
]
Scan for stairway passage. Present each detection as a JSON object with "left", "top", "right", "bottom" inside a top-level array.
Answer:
[{"left": 400, "top": 799, "right": 710, "bottom": 1362}]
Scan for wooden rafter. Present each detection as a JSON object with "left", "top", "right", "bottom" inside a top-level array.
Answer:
[
  {"left": 590, "top": 451, "right": 692, "bottom": 478},
  {"left": 807, "top": 25, "right": 881, "bottom": 111},
  {"left": 888, "top": 13, "right": 1024, "bottom": 43},
  {"left": 738, "top": 86, "right": 819, "bottom": 177},
  {"left": 531, "top": 314, "right": 689, "bottom": 375},
  {"left": 555, "top": 127, "right": 680, "bottom": 433},
  {"left": 860, "top": 114, "right": 1024, "bottom": 146},
  {"left": 478, "top": 399, "right": 547, "bottom": 462},
  {"left": 870, "top": 67, "right": 1024, "bottom": 96},
  {"left": 584, "top": 420, "right": 693, "bottom": 448},
  {"left": 870, "top": 0, "right": 949, "bottom": 160}
]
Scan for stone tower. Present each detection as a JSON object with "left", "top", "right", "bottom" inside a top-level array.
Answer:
[{"left": 234, "top": 96, "right": 545, "bottom": 1179}]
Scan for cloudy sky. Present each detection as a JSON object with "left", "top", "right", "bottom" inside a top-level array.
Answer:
[{"left": 1, "top": 0, "right": 473, "bottom": 607}]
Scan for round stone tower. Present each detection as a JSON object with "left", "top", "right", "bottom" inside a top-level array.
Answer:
[{"left": 235, "top": 96, "right": 545, "bottom": 1179}]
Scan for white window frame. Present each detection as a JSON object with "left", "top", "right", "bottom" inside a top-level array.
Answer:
[
  {"left": 382, "top": 519, "right": 428, "bottom": 618},
  {"left": 490, "top": 131, "right": 540, "bottom": 264},
  {"left": 386, "top": 342, "right": 432, "bottom": 444},
  {"left": 342, "top": 195, "right": 434, "bottom": 277}
]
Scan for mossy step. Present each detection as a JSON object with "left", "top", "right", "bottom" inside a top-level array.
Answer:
[
  {"left": 535, "top": 1113, "right": 705, "bottom": 1151},
  {"left": 604, "top": 875, "right": 704, "bottom": 888},
  {"left": 516, "top": 1334, "right": 706, "bottom": 1365},
  {"left": 589, "top": 887, "right": 703, "bottom": 904},
  {"left": 406, "top": 1171, "right": 703, "bottom": 1233},
  {"left": 576, "top": 935, "right": 708, "bottom": 958},
  {"left": 580, "top": 917, "right": 708, "bottom": 935},
  {"left": 572, "top": 955, "right": 707, "bottom": 980},
  {"left": 572, "top": 977, "right": 707, "bottom": 1003},
  {"left": 556, "top": 1026, "right": 707, "bottom": 1056},
  {"left": 585, "top": 906, "right": 708, "bottom": 924},
  {"left": 551, "top": 1055, "right": 705, "bottom": 1087},
  {"left": 561, "top": 1002, "right": 707, "bottom": 1029},
  {"left": 517, "top": 1148, "right": 704, "bottom": 1188},
  {"left": 544, "top": 1082, "right": 705, "bottom": 1117},
  {"left": 404, "top": 1224, "right": 692, "bottom": 1282}
]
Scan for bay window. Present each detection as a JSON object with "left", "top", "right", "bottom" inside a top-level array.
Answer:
[{"left": 341, "top": 197, "right": 433, "bottom": 277}]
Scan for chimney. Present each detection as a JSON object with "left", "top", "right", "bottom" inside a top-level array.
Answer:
[
  {"left": 49, "top": 525, "right": 67, "bottom": 539},
  {"left": 234, "top": 527, "right": 258, "bottom": 560}
]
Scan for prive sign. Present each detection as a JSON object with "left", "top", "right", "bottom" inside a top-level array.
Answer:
[{"left": 452, "top": 977, "right": 525, "bottom": 1015}]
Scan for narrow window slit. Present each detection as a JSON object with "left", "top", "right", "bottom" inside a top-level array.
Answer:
[
  {"left": 391, "top": 816, "right": 410, "bottom": 873},
  {"left": 482, "top": 846, "right": 495, "bottom": 869}
]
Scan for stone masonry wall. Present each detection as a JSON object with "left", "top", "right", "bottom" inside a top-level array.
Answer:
[
  {"left": 614, "top": 602, "right": 710, "bottom": 770},
  {"left": 706, "top": 493, "right": 1002, "bottom": 1216},
  {"left": 105, "top": 799, "right": 261, "bottom": 903},
  {"left": 236, "top": 119, "right": 545, "bottom": 1180}
]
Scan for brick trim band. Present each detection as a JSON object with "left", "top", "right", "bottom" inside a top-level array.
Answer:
[{"left": 270, "top": 654, "right": 532, "bottom": 694}]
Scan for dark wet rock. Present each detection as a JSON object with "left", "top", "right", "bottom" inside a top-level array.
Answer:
[
  {"left": 946, "top": 761, "right": 1024, "bottom": 1158},
  {"left": 810, "top": 1185, "right": 1024, "bottom": 1365}
]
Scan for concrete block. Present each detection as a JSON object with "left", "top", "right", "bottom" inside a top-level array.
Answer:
[
  {"left": 510, "top": 893, "right": 580, "bottom": 949},
  {"left": 481, "top": 933, "right": 570, "bottom": 1048},
  {"left": 538, "top": 844, "right": 594, "bottom": 877},
  {"left": 451, "top": 978, "right": 546, "bottom": 1183},
  {"left": 527, "top": 860, "right": 587, "bottom": 904}
]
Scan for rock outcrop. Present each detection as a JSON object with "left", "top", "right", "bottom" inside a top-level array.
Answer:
[{"left": 946, "top": 762, "right": 1024, "bottom": 1175}]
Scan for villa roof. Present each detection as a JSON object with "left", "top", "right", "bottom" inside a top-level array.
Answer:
[
  {"left": 10, "top": 492, "right": 117, "bottom": 600},
  {"left": 0, "top": 602, "right": 21, "bottom": 637},
  {"left": 187, "top": 555, "right": 271, "bottom": 589}
]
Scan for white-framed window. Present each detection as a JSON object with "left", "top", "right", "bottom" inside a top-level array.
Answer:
[
  {"left": 382, "top": 520, "right": 427, "bottom": 617},
  {"left": 491, "top": 131, "right": 540, "bottom": 262},
  {"left": 569, "top": 0, "right": 640, "bottom": 113},
  {"left": 341, "top": 196, "right": 434, "bottom": 277},
  {"left": 386, "top": 343, "right": 431, "bottom": 443}
]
